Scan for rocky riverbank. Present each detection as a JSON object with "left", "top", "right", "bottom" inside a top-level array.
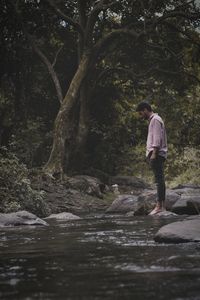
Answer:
[{"left": 1, "top": 173, "right": 200, "bottom": 243}]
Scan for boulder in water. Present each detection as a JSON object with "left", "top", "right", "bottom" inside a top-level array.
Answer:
[
  {"left": 0, "top": 210, "right": 48, "bottom": 227},
  {"left": 106, "top": 194, "right": 139, "bottom": 213},
  {"left": 187, "top": 197, "right": 200, "bottom": 214},
  {"left": 154, "top": 216, "right": 200, "bottom": 243},
  {"left": 172, "top": 196, "right": 199, "bottom": 215},
  {"left": 138, "top": 190, "right": 180, "bottom": 211}
]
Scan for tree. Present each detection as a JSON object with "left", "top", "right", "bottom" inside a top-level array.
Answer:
[
  {"left": 43, "top": 0, "right": 200, "bottom": 176},
  {"left": 3, "top": 0, "right": 200, "bottom": 176}
]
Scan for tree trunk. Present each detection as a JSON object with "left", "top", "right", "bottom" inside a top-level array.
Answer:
[
  {"left": 69, "top": 79, "right": 91, "bottom": 170},
  {"left": 43, "top": 52, "right": 90, "bottom": 176}
]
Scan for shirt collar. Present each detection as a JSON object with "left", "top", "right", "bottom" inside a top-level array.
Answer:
[{"left": 148, "top": 113, "right": 155, "bottom": 121}]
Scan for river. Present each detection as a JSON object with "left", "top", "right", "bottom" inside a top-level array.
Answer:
[{"left": 0, "top": 215, "right": 200, "bottom": 299}]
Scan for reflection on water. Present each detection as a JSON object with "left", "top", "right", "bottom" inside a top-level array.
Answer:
[{"left": 0, "top": 215, "right": 200, "bottom": 299}]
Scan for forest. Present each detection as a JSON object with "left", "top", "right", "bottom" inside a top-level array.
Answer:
[{"left": 1, "top": 0, "right": 200, "bottom": 207}]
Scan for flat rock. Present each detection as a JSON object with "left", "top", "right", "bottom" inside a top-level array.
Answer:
[
  {"left": 45, "top": 212, "right": 81, "bottom": 220},
  {"left": 0, "top": 211, "right": 48, "bottom": 227},
  {"left": 154, "top": 217, "right": 200, "bottom": 243}
]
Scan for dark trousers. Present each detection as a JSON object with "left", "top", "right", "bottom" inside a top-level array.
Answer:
[{"left": 149, "top": 155, "right": 166, "bottom": 203}]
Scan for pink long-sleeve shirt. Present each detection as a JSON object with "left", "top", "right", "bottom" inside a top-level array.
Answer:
[{"left": 146, "top": 113, "right": 167, "bottom": 158}]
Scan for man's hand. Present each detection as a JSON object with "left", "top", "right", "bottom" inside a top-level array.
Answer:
[{"left": 150, "top": 148, "right": 158, "bottom": 160}]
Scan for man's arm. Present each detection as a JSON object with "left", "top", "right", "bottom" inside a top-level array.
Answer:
[{"left": 150, "top": 119, "right": 162, "bottom": 160}]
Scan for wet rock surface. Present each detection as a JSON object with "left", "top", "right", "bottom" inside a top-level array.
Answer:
[
  {"left": 0, "top": 211, "right": 48, "bottom": 227},
  {"left": 106, "top": 194, "right": 139, "bottom": 213},
  {"left": 31, "top": 174, "right": 149, "bottom": 216},
  {"left": 106, "top": 189, "right": 181, "bottom": 215},
  {"left": 45, "top": 212, "right": 81, "bottom": 220},
  {"left": 154, "top": 216, "right": 200, "bottom": 243},
  {"left": 31, "top": 175, "right": 114, "bottom": 215},
  {"left": 1, "top": 170, "right": 199, "bottom": 242},
  {"left": 186, "top": 197, "right": 200, "bottom": 214}
]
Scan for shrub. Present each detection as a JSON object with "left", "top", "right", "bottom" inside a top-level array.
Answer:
[{"left": 0, "top": 147, "right": 49, "bottom": 217}]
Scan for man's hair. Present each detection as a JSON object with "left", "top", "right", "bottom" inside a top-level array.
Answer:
[{"left": 136, "top": 102, "right": 152, "bottom": 112}]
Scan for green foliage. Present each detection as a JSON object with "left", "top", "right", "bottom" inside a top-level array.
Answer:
[
  {"left": 0, "top": 148, "right": 49, "bottom": 216},
  {"left": 167, "top": 147, "right": 200, "bottom": 187},
  {"left": 10, "top": 118, "right": 52, "bottom": 167},
  {"left": 1, "top": 0, "right": 200, "bottom": 185},
  {"left": 115, "top": 143, "right": 200, "bottom": 187},
  {"left": 115, "top": 144, "right": 151, "bottom": 179}
]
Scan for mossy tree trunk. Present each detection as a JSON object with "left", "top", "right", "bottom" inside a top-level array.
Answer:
[{"left": 43, "top": 52, "right": 91, "bottom": 175}]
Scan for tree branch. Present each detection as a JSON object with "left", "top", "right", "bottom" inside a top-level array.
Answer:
[
  {"left": 91, "top": 65, "right": 158, "bottom": 92},
  {"left": 92, "top": 28, "right": 144, "bottom": 62},
  {"left": 85, "top": 0, "right": 117, "bottom": 46},
  {"left": 13, "top": 0, "right": 64, "bottom": 103},
  {"left": 52, "top": 45, "right": 63, "bottom": 68},
  {"left": 163, "top": 20, "right": 200, "bottom": 47},
  {"left": 155, "top": 10, "right": 200, "bottom": 25},
  {"left": 26, "top": 32, "right": 63, "bottom": 104},
  {"left": 47, "top": 0, "right": 84, "bottom": 37}
]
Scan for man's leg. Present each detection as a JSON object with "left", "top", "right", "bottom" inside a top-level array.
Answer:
[{"left": 149, "top": 156, "right": 166, "bottom": 215}]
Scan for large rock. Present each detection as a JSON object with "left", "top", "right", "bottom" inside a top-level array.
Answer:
[
  {"left": 65, "top": 175, "right": 106, "bottom": 198},
  {"left": 45, "top": 212, "right": 81, "bottom": 220},
  {"left": 154, "top": 217, "right": 200, "bottom": 243},
  {"left": 43, "top": 186, "right": 113, "bottom": 215},
  {"left": 81, "top": 168, "right": 110, "bottom": 184},
  {"left": 165, "top": 190, "right": 181, "bottom": 209},
  {"left": 106, "top": 189, "right": 180, "bottom": 215},
  {"left": 106, "top": 194, "right": 139, "bottom": 213},
  {"left": 187, "top": 197, "right": 200, "bottom": 214},
  {"left": 171, "top": 196, "right": 199, "bottom": 215},
  {"left": 137, "top": 189, "right": 180, "bottom": 213},
  {"left": 173, "top": 184, "right": 200, "bottom": 190},
  {"left": 172, "top": 186, "right": 200, "bottom": 197},
  {"left": 0, "top": 211, "right": 48, "bottom": 227}
]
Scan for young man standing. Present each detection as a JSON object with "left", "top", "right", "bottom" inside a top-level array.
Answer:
[{"left": 136, "top": 102, "right": 167, "bottom": 215}]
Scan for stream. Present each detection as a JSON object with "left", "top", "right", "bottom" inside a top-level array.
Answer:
[{"left": 0, "top": 215, "right": 200, "bottom": 299}]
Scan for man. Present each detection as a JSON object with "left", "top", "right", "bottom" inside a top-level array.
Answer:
[{"left": 136, "top": 102, "right": 167, "bottom": 215}]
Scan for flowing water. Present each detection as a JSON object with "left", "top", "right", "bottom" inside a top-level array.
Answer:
[{"left": 0, "top": 215, "right": 200, "bottom": 300}]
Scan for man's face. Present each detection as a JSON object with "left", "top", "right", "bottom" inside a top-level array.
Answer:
[{"left": 138, "top": 109, "right": 149, "bottom": 120}]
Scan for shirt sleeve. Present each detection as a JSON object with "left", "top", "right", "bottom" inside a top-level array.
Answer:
[{"left": 151, "top": 119, "right": 162, "bottom": 148}]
